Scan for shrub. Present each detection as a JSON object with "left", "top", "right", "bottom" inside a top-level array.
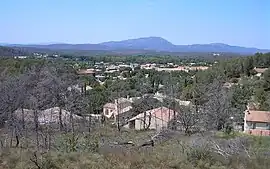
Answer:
[{"left": 230, "top": 78, "right": 239, "bottom": 83}]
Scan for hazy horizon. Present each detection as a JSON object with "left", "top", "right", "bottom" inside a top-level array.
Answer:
[
  {"left": 2, "top": 37, "right": 270, "bottom": 50},
  {"left": 1, "top": 0, "right": 269, "bottom": 48}
]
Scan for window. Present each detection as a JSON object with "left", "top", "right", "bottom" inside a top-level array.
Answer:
[
  {"left": 105, "top": 109, "right": 109, "bottom": 115},
  {"left": 255, "top": 122, "right": 268, "bottom": 130},
  {"left": 246, "top": 122, "right": 255, "bottom": 129}
]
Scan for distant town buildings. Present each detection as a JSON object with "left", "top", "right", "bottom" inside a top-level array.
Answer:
[
  {"left": 146, "top": 65, "right": 209, "bottom": 72},
  {"left": 213, "top": 53, "right": 220, "bottom": 56},
  {"left": 77, "top": 69, "right": 95, "bottom": 76},
  {"left": 14, "top": 56, "right": 28, "bottom": 59}
]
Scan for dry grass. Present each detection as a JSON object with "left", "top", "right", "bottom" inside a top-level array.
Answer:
[
  {"left": 1, "top": 128, "right": 270, "bottom": 169},
  {"left": 1, "top": 140, "right": 270, "bottom": 169}
]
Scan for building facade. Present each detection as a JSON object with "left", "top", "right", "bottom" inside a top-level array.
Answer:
[
  {"left": 244, "top": 109, "right": 270, "bottom": 136},
  {"left": 125, "top": 107, "right": 178, "bottom": 132}
]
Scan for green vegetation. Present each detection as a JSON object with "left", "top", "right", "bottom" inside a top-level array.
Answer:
[
  {"left": 1, "top": 53, "right": 270, "bottom": 169},
  {"left": 0, "top": 46, "right": 29, "bottom": 56},
  {"left": 1, "top": 127, "right": 270, "bottom": 169}
]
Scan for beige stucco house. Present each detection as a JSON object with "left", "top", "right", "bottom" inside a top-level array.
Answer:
[
  {"left": 124, "top": 107, "right": 178, "bottom": 132},
  {"left": 103, "top": 98, "right": 133, "bottom": 123},
  {"left": 14, "top": 107, "right": 82, "bottom": 125}
]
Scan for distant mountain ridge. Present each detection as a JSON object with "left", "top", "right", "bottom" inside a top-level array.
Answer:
[{"left": 3, "top": 37, "right": 270, "bottom": 54}]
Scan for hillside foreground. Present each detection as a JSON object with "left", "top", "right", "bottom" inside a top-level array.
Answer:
[{"left": 1, "top": 126, "right": 270, "bottom": 169}]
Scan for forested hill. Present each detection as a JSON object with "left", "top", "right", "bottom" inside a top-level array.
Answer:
[{"left": 0, "top": 46, "right": 29, "bottom": 56}]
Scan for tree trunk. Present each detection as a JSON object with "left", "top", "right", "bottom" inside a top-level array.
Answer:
[
  {"left": 173, "top": 110, "right": 176, "bottom": 130},
  {"left": 84, "top": 83, "right": 87, "bottom": 96},
  {"left": 184, "top": 127, "right": 191, "bottom": 136},
  {"left": 143, "top": 112, "right": 147, "bottom": 129},
  {"left": 9, "top": 128, "right": 14, "bottom": 147},
  {"left": 15, "top": 135, "right": 19, "bottom": 147},
  {"left": 117, "top": 99, "right": 121, "bottom": 132},
  {"left": 22, "top": 107, "right": 25, "bottom": 130},
  {"left": 88, "top": 115, "right": 91, "bottom": 133},
  {"left": 146, "top": 113, "right": 151, "bottom": 129},
  {"left": 34, "top": 110, "right": 39, "bottom": 149},
  {"left": 59, "top": 107, "right": 63, "bottom": 131},
  {"left": 15, "top": 125, "right": 20, "bottom": 147}
]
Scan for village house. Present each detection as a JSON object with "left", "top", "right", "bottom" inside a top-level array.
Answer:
[
  {"left": 77, "top": 69, "right": 95, "bottom": 76},
  {"left": 155, "top": 66, "right": 187, "bottom": 72},
  {"left": 14, "top": 107, "right": 82, "bottom": 125},
  {"left": 67, "top": 84, "right": 92, "bottom": 92},
  {"left": 151, "top": 92, "right": 191, "bottom": 106},
  {"left": 118, "top": 64, "right": 131, "bottom": 68},
  {"left": 140, "top": 63, "right": 156, "bottom": 70},
  {"left": 187, "top": 66, "right": 209, "bottom": 71},
  {"left": 223, "top": 82, "right": 234, "bottom": 89},
  {"left": 103, "top": 97, "right": 134, "bottom": 123},
  {"left": 155, "top": 66, "right": 209, "bottom": 72},
  {"left": 124, "top": 107, "right": 178, "bottom": 131},
  {"left": 105, "top": 65, "right": 119, "bottom": 73},
  {"left": 254, "top": 67, "right": 268, "bottom": 77},
  {"left": 244, "top": 107, "right": 270, "bottom": 136},
  {"left": 103, "top": 103, "right": 116, "bottom": 119}
]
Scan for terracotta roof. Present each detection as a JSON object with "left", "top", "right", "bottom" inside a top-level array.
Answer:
[
  {"left": 14, "top": 107, "right": 81, "bottom": 124},
  {"left": 116, "top": 106, "right": 132, "bottom": 115},
  {"left": 129, "top": 107, "right": 178, "bottom": 122},
  {"left": 254, "top": 67, "right": 268, "bottom": 74},
  {"left": 149, "top": 107, "right": 178, "bottom": 122},
  {"left": 77, "top": 69, "right": 95, "bottom": 75},
  {"left": 245, "top": 110, "right": 270, "bottom": 123},
  {"left": 103, "top": 103, "right": 115, "bottom": 109},
  {"left": 189, "top": 66, "right": 209, "bottom": 70}
]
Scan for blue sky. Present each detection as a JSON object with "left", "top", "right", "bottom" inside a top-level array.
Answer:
[{"left": 0, "top": 0, "right": 269, "bottom": 48}]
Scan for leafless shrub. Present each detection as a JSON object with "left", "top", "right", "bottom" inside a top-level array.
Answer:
[
  {"left": 175, "top": 105, "right": 202, "bottom": 135},
  {"left": 185, "top": 136, "right": 255, "bottom": 165}
]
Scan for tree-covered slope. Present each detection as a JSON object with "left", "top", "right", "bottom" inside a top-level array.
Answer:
[{"left": 0, "top": 46, "right": 29, "bottom": 56}]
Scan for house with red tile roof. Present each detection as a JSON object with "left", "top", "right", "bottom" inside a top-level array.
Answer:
[
  {"left": 188, "top": 66, "right": 209, "bottom": 71},
  {"left": 125, "top": 107, "right": 178, "bottom": 131},
  {"left": 244, "top": 108, "right": 270, "bottom": 136},
  {"left": 254, "top": 67, "right": 268, "bottom": 77},
  {"left": 77, "top": 69, "right": 95, "bottom": 76},
  {"left": 103, "top": 98, "right": 133, "bottom": 124}
]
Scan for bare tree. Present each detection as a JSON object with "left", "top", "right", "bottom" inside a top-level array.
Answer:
[
  {"left": 175, "top": 105, "right": 202, "bottom": 135},
  {"left": 66, "top": 89, "right": 88, "bottom": 132},
  {"left": 203, "top": 79, "right": 235, "bottom": 131},
  {"left": 0, "top": 74, "right": 29, "bottom": 147},
  {"left": 132, "top": 96, "right": 161, "bottom": 130}
]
